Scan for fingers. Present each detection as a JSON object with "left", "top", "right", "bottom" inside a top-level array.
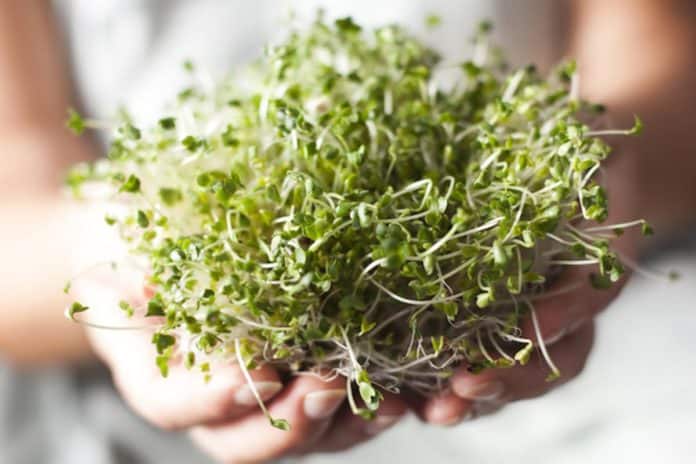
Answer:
[
  {"left": 446, "top": 322, "right": 595, "bottom": 420},
  {"left": 418, "top": 391, "right": 472, "bottom": 426},
  {"left": 418, "top": 322, "right": 595, "bottom": 427},
  {"left": 70, "top": 266, "right": 283, "bottom": 430},
  {"left": 303, "top": 391, "right": 409, "bottom": 454},
  {"left": 90, "top": 315, "right": 283, "bottom": 430},
  {"left": 189, "top": 375, "right": 347, "bottom": 463},
  {"left": 108, "top": 335, "right": 282, "bottom": 430}
]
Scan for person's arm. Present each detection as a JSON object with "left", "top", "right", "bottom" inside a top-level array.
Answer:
[
  {"left": 570, "top": 0, "right": 696, "bottom": 238},
  {"left": 0, "top": 2, "right": 96, "bottom": 365},
  {"left": 418, "top": 0, "right": 696, "bottom": 424}
]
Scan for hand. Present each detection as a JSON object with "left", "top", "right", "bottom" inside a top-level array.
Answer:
[
  {"left": 71, "top": 266, "right": 408, "bottom": 463},
  {"left": 417, "top": 158, "right": 642, "bottom": 425}
]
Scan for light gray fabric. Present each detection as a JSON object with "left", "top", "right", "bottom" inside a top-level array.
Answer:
[{"left": 0, "top": 366, "right": 212, "bottom": 464}]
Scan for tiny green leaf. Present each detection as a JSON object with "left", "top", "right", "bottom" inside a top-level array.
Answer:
[
  {"left": 66, "top": 108, "right": 85, "bottom": 135},
  {"left": 152, "top": 332, "right": 176, "bottom": 354},
  {"left": 590, "top": 273, "right": 612, "bottom": 290},
  {"left": 119, "top": 175, "right": 141, "bottom": 193},
  {"left": 137, "top": 210, "right": 150, "bottom": 228},
  {"left": 156, "top": 355, "right": 170, "bottom": 377},
  {"left": 270, "top": 418, "right": 291, "bottom": 431},
  {"left": 68, "top": 301, "right": 89, "bottom": 319},
  {"left": 159, "top": 117, "right": 176, "bottom": 129},
  {"left": 425, "top": 14, "right": 441, "bottom": 28},
  {"left": 641, "top": 221, "right": 654, "bottom": 236},
  {"left": 629, "top": 115, "right": 643, "bottom": 135}
]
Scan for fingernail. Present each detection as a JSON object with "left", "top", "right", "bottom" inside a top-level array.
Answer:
[
  {"left": 439, "top": 410, "right": 474, "bottom": 427},
  {"left": 303, "top": 389, "right": 346, "bottom": 420},
  {"left": 234, "top": 381, "right": 283, "bottom": 406},
  {"left": 452, "top": 380, "right": 504, "bottom": 401},
  {"left": 365, "top": 415, "right": 400, "bottom": 435}
]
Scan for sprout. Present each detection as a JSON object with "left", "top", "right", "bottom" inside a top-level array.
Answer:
[{"left": 66, "top": 17, "right": 648, "bottom": 426}]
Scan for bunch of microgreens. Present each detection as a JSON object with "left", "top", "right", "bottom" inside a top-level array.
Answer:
[{"left": 66, "top": 16, "right": 648, "bottom": 429}]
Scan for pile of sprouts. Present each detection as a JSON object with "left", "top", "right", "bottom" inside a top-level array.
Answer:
[{"left": 66, "top": 17, "right": 648, "bottom": 428}]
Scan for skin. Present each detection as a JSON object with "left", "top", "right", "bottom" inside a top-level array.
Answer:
[
  {"left": 0, "top": 1, "right": 96, "bottom": 364},
  {"left": 1, "top": 0, "right": 695, "bottom": 462}
]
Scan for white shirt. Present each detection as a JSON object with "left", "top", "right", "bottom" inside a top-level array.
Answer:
[{"left": 57, "top": 0, "right": 560, "bottom": 125}]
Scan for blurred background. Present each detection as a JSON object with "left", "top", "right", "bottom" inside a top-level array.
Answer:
[{"left": 1, "top": 1, "right": 694, "bottom": 463}]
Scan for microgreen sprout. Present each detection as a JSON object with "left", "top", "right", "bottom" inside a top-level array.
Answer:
[{"left": 66, "top": 16, "right": 650, "bottom": 426}]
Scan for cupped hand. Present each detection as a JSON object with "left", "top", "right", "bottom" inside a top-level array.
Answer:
[
  {"left": 418, "top": 265, "right": 611, "bottom": 425},
  {"left": 418, "top": 162, "right": 642, "bottom": 426},
  {"left": 71, "top": 268, "right": 407, "bottom": 463}
]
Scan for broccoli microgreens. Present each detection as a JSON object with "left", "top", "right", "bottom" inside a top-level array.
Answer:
[{"left": 66, "top": 16, "right": 651, "bottom": 429}]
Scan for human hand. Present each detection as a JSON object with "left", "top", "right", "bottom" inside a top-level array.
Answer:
[
  {"left": 71, "top": 266, "right": 408, "bottom": 463},
  {"left": 416, "top": 158, "right": 642, "bottom": 425},
  {"left": 417, "top": 268, "right": 616, "bottom": 425}
]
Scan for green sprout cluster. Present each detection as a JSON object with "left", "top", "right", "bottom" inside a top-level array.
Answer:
[{"left": 67, "top": 17, "right": 646, "bottom": 427}]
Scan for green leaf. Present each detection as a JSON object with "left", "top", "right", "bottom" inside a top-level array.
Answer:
[
  {"left": 184, "top": 351, "right": 196, "bottom": 370},
  {"left": 476, "top": 292, "right": 491, "bottom": 309},
  {"left": 629, "top": 115, "right": 643, "bottom": 135},
  {"left": 430, "top": 335, "right": 444, "bottom": 354},
  {"left": 358, "top": 381, "right": 381, "bottom": 411},
  {"left": 356, "top": 370, "right": 381, "bottom": 411},
  {"left": 158, "top": 117, "right": 176, "bottom": 129},
  {"left": 335, "top": 17, "right": 361, "bottom": 34},
  {"left": 146, "top": 297, "right": 165, "bottom": 317},
  {"left": 121, "top": 123, "right": 142, "bottom": 140},
  {"left": 359, "top": 317, "right": 376, "bottom": 336},
  {"left": 436, "top": 301, "right": 458, "bottom": 320},
  {"left": 136, "top": 210, "right": 150, "bottom": 228},
  {"left": 156, "top": 355, "right": 170, "bottom": 377},
  {"left": 221, "top": 125, "right": 240, "bottom": 147},
  {"left": 118, "top": 300, "right": 135, "bottom": 318},
  {"left": 119, "top": 175, "right": 141, "bottom": 193},
  {"left": 182, "top": 135, "right": 203, "bottom": 152},
  {"left": 158, "top": 187, "right": 183, "bottom": 206},
  {"left": 67, "top": 301, "right": 89, "bottom": 319},
  {"left": 66, "top": 108, "right": 85, "bottom": 135},
  {"left": 270, "top": 418, "right": 291, "bottom": 431},
  {"left": 641, "top": 221, "right": 654, "bottom": 236},
  {"left": 152, "top": 332, "right": 176, "bottom": 354},
  {"left": 524, "top": 272, "right": 546, "bottom": 284},
  {"left": 425, "top": 14, "right": 441, "bottom": 29},
  {"left": 589, "top": 273, "right": 612, "bottom": 290}
]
